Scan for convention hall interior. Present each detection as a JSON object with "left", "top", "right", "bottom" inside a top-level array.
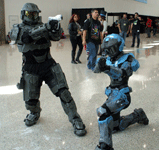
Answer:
[{"left": 0, "top": 0, "right": 159, "bottom": 150}]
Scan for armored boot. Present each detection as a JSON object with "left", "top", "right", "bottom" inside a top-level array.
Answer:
[
  {"left": 134, "top": 108, "right": 149, "bottom": 125},
  {"left": 61, "top": 100, "right": 86, "bottom": 136},
  {"left": 119, "top": 108, "right": 149, "bottom": 131},
  {"left": 24, "top": 101, "right": 42, "bottom": 126},
  {"left": 95, "top": 144, "right": 114, "bottom": 150},
  {"left": 96, "top": 116, "right": 114, "bottom": 150}
]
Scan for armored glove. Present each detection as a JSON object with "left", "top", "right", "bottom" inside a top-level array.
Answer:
[
  {"left": 49, "top": 20, "right": 59, "bottom": 31},
  {"left": 98, "top": 58, "right": 110, "bottom": 71}
]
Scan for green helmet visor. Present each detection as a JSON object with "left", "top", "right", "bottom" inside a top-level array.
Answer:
[{"left": 25, "top": 11, "right": 38, "bottom": 20}]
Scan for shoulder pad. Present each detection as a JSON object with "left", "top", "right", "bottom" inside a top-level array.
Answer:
[
  {"left": 19, "top": 23, "right": 25, "bottom": 28},
  {"left": 13, "top": 24, "right": 19, "bottom": 27},
  {"left": 116, "top": 53, "right": 134, "bottom": 66},
  {"left": 131, "top": 58, "right": 140, "bottom": 71},
  {"left": 10, "top": 24, "right": 20, "bottom": 41},
  {"left": 128, "top": 53, "right": 135, "bottom": 58}
]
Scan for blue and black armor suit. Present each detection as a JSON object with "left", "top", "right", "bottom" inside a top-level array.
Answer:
[
  {"left": 10, "top": 3, "right": 86, "bottom": 136},
  {"left": 94, "top": 34, "right": 149, "bottom": 150}
]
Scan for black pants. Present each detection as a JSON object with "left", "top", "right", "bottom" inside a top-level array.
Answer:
[
  {"left": 132, "top": 31, "right": 140, "bottom": 47},
  {"left": 147, "top": 27, "right": 151, "bottom": 37},
  {"left": 70, "top": 36, "right": 83, "bottom": 61}
]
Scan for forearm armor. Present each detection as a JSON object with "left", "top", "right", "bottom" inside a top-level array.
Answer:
[{"left": 29, "top": 24, "right": 49, "bottom": 41}]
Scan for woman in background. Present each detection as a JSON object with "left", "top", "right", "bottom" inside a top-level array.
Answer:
[{"left": 69, "top": 14, "right": 83, "bottom": 64}]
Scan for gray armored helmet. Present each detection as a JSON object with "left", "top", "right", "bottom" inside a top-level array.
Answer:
[{"left": 21, "top": 3, "right": 41, "bottom": 24}]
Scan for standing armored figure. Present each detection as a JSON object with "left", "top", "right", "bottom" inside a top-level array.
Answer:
[
  {"left": 10, "top": 3, "right": 86, "bottom": 136},
  {"left": 94, "top": 34, "right": 149, "bottom": 150}
]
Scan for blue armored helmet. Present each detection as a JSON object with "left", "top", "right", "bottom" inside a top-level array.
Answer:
[{"left": 101, "top": 34, "right": 125, "bottom": 58}]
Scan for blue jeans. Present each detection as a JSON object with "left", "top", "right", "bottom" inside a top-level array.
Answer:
[
  {"left": 87, "top": 42, "right": 99, "bottom": 71},
  {"left": 119, "top": 31, "right": 127, "bottom": 42}
]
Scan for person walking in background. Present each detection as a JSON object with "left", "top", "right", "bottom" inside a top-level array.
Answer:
[
  {"left": 83, "top": 9, "right": 103, "bottom": 71},
  {"left": 152, "top": 19, "right": 157, "bottom": 37},
  {"left": 130, "top": 12, "right": 141, "bottom": 48},
  {"left": 69, "top": 14, "right": 83, "bottom": 64},
  {"left": 118, "top": 13, "right": 130, "bottom": 46},
  {"left": 146, "top": 17, "right": 152, "bottom": 38}
]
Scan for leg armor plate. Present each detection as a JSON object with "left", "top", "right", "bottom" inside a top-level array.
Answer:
[
  {"left": 119, "top": 108, "right": 149, "bottom": 131},
  {"left": 47, "top": 64, "right": 86, "bottom": 136},
  {"left": 47, "top": 63, "right": 68, "bottom": 94},
  {"left": 98, "top": 116, "right": 114, "bottom": 149},
  {"left": 105, "top": 88, "right": 130, "bottom": 114},
  {"left": 59, "top": 89, "right": 86, "bottom": 136},
  {"left": 23, "top": 72, "right": 42, "bottom": 101}
]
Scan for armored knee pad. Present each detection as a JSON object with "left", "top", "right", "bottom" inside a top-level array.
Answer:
[
  {"left": 60, "top": 89, "right": 72, "bottom": 103},
  {"left": 97, "top": 106, "right": 108, "bottom": 117}
]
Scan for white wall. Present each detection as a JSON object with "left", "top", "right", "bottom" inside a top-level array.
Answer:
[{"left": 4, "top": 0, "right": 159, "bottom": 34}]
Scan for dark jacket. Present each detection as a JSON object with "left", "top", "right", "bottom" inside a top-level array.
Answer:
[{"left": 68, "top": 22, "right": 78, "bottom": 39}]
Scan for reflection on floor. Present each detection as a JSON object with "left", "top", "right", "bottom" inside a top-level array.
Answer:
[{"left": 0, "top": 34, "right": 159, "bottom": 150}]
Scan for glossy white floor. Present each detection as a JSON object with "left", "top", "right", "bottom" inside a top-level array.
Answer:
[{"left": 0, "top": 34, "right": 159, "bottom": 150}]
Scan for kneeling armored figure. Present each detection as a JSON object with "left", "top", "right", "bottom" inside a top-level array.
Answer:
[
  {"left": 10, "top": 3, "right": 86, "bottom": 136},
  {"left": 94, "top": 34, "right": 149, "bottom": 150}
]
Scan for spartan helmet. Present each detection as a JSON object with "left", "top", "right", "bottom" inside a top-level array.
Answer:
[
  {"left": 21, "top": 3, "right": 41, "bottom": 24},
  {"left": 101, "top": 34, "right": 125, "bottom": 58}
]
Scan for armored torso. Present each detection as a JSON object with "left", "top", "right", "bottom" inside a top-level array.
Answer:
[
  {"left": 105, "top": 53, "right": 135, "bottom": 88},
  {"left": 17, "top": 22, "right": 51, "bottom": 53}
]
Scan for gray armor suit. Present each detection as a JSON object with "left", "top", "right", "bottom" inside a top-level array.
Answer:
[{"left": 10, "top": 3, "right": 86, "bottom": 136}]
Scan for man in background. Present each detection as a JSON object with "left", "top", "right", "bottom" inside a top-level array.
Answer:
[
  {"left": 83, "top": 9, "right": 103, "bottom": 71},
  {"left": 130, "top": 12, "right": 141, "bottom": 48},
  {"left": 118, "top": 13, "right": 130, "bottom": 46},
  {"left": 146, "top": 17, "right": 152, "bottom": 38}
]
